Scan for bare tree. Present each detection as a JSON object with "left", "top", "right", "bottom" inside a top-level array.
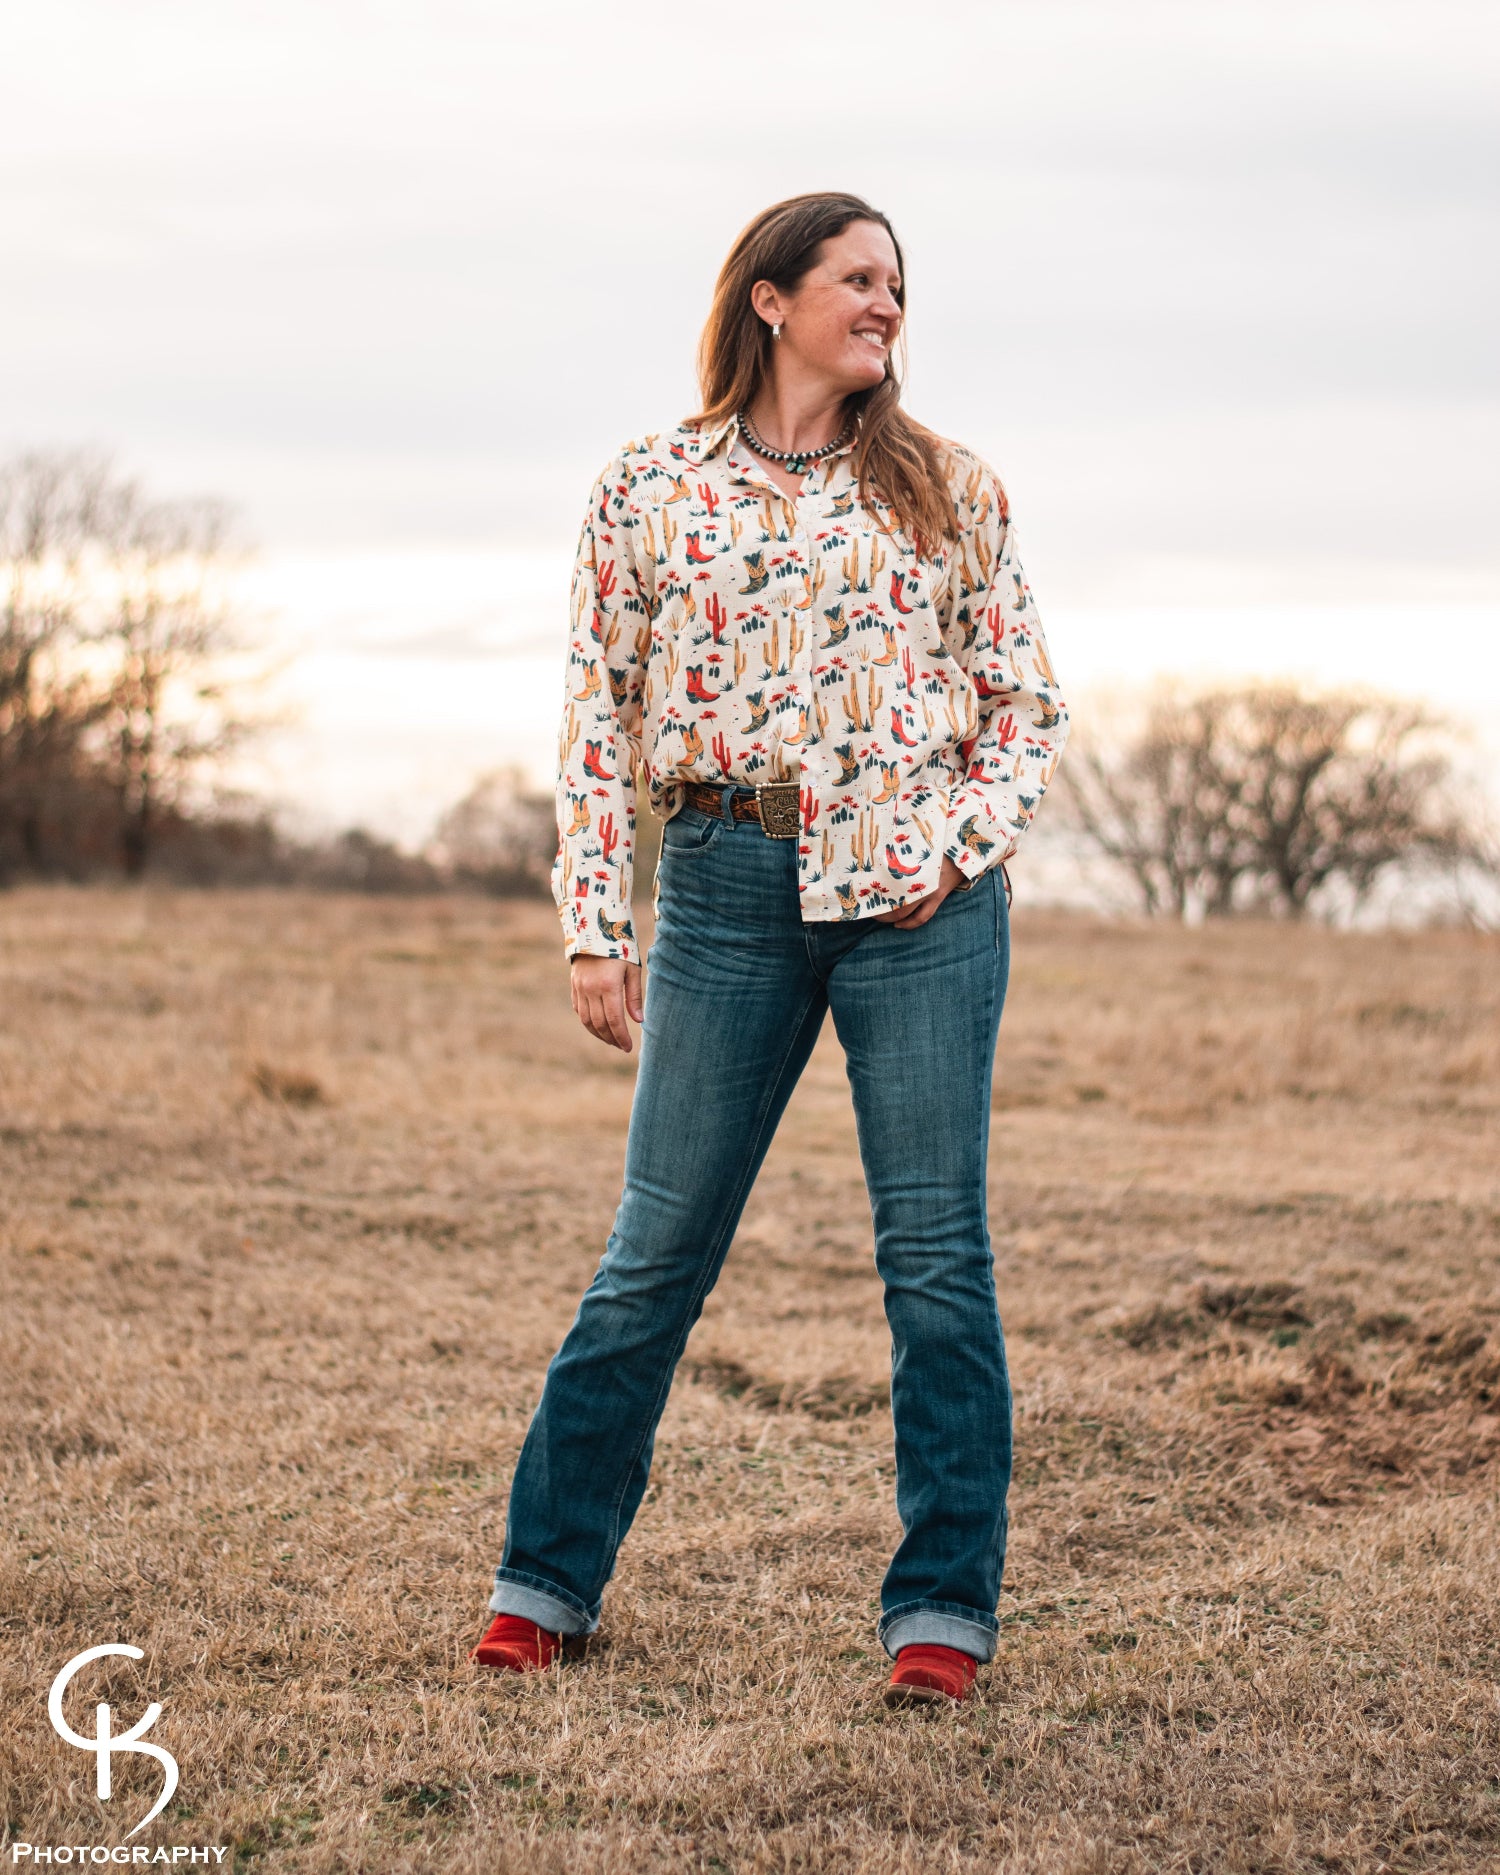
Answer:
[
  {"left": 92, "top": 490, "right": 249, "bottom": 876},
  {"left": 1060, "top": 684, "right": 1490, "bottom": 920},
  {"left": 0, "top": 451, "right": 255, "bottom": 879},
  {"left": 0, "top": 454, "right": 117, "bottom": 875}
]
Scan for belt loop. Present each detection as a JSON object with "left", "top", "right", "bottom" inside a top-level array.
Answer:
[{"left": 718, "top": 784, "right": 740, "bottom": 827}]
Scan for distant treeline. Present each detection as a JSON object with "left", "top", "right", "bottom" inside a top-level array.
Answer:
[
  {"left": 83, "top": 795, "right": 559, "bottom": 897},
  {"left": 4, "top": 451, "right": 1493, "bottom": 919}
]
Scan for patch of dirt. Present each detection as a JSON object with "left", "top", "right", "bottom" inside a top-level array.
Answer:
[{"left": 683, "top": 1354, "right": 889, "bottom": 1420}]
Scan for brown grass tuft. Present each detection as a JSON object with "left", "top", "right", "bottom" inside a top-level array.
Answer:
[{"left": 250, "top": 1061, "right": 328, "bottom": 1107}]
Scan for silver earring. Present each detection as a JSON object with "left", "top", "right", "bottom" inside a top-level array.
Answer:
[{"left": 771, "top": 323, "right": 781, "bottom": 341}]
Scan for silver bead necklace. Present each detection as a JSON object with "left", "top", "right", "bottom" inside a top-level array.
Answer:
[{"left": 737, "top": 408, "right": 854, "bottom": 478}]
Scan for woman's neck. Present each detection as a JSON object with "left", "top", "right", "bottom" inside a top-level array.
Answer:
[{"left": 745, "top": 375, "right": 850, "bottom": 455}]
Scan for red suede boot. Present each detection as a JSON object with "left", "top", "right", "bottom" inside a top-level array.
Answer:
[
  {"left": 884, "top": 1643, "right": 978, "bottom": 1707},
  {"left": 471, "top": 1614, "right": 562, "bottom": 1672}
]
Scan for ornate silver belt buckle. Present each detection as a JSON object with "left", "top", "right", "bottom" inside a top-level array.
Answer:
[{"left": 756, "top": 782, "right": 801, "bottom": 839}]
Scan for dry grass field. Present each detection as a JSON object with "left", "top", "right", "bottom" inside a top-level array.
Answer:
[{"left": 3, "top": 886, "right": 1498, "bottom": 1873}]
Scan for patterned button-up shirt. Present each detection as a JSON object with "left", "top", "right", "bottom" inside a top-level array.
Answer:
[{"left": 551, "top": 414, "right": 1069, "bottom": 963}]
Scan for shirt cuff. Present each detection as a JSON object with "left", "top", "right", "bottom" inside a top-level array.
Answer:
[
  {"left": 560, "top": 900, "right": 637, "bottom": 965},
  {"left": 944, "top": 794, "right": 1018, "bottom": 887},
  {"left": 943, "top": 829, "right": 989, "bottom": 887}
]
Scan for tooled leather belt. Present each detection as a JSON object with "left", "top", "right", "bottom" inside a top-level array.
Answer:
[
  {"left": 679, "top": 778, "right": 802, "bottom": 838},
  {"left": 677, "top": 777, "right": 991, "bottom": 895}
]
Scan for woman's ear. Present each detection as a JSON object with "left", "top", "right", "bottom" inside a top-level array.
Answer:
[{"left": 749, "top": 278, "right": 787, "bottom": 332}]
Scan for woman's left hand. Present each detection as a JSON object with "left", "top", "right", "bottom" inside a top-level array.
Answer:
[{"left": 872, "top": 856, "right": 969, "bottom": 928}]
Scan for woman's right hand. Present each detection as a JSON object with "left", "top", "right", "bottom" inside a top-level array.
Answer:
[{"left": 570, "top": 955, "right": 645, "bottom": 1053}]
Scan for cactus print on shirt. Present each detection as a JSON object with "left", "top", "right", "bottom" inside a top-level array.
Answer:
[{"left": 552, "top": 414, "right": 1069, "bottom": 963}]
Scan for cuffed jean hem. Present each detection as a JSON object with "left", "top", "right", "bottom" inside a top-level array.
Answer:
[
  {"left": 879, "top": 1602, "right": 1000, "bottom": 1664},
  {"left": 489, "top": 1568, "right": 599, "bottom": 1636}
]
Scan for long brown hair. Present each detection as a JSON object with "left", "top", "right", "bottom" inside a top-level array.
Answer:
[{"left": 693, "top": 192, "right": 968, "bottom": 550}]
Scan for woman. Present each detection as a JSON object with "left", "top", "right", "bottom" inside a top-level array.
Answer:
[{"left": 473, "top": 192, "right": 1069, "bottom": 1707}]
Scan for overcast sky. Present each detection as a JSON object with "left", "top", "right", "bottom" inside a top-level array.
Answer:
[{"left": 5, "top": 0, "right": 1497, "bottom": 833}]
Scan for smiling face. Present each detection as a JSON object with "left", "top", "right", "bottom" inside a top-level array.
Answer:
[{"left": 756, "top": 219, "right": 904, "bottom": 397}]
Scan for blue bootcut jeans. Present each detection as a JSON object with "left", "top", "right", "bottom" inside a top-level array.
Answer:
[{"left": 490, "top": 786, "right": 1013, "bottom": 1662}]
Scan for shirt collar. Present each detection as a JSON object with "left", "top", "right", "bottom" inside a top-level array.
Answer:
[
  {"left": 673, "top": 410, "right": 860, "bottom": 474},
  {"left": 671, "top": 415, "right": 737, "bottom": 466}
]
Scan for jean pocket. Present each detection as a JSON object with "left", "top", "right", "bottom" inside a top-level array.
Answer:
[{"left": 661, "top": 804, "right": 724, "bottom": 855}]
